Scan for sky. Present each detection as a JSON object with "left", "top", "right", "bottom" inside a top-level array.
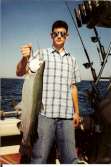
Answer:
[{"left": 1, "top": 0, "right": 111, "bottom": 80}]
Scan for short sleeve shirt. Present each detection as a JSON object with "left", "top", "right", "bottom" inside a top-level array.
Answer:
[{"left": 28, "top": 48, "right": 81, "bottom": 119}]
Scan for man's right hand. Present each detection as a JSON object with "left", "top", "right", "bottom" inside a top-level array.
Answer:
[
  {"left": 20, "top": 44, "right": 32, "bottom": 58},
  {"left": 16, "top": 44, "right": 32, "bottom": 76}
]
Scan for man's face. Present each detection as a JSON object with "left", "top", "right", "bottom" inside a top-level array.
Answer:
[{"left": 51, "top": 27, "right": 68, "bottom": 48}]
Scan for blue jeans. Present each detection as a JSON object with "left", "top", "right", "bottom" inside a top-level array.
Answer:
[{"left": 31, "top": 114, "right": 78, "bottom": 164}]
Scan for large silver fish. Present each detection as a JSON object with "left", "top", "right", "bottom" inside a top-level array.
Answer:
[{"left": 19, "top": 61, "right": 45, "bottom": 163}]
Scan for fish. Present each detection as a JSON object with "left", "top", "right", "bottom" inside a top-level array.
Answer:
[{"left": 19, "top": 61, "right": 45, "bottom": 163}]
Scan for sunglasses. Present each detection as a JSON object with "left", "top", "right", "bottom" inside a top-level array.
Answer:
[{"left": 51, "top": 31, "right": 67, "bottom": 38}]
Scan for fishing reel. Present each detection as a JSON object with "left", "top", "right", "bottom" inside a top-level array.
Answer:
[{"left": 74, "top": 0, "right": 111, "bottom": 28}]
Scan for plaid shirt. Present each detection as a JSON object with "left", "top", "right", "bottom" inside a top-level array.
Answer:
[{"left": 28, "top": 48, "right": 81, "bottom": 119}]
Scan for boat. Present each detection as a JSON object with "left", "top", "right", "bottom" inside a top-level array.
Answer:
[
  {"left": 0, "top": 107, "right": 22, "bottom": 164},
  {"left": 0, "top": 0, "right": 111, "bottom": 164},
  {"left": 72, "top": 0, "right": 111, "bottom": 163}
]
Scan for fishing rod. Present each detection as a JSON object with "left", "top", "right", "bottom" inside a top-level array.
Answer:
[
  {"left": 93, "top": 27, "right": 106, "bottom": 64},
  {"left": 65, "top": 1, "right": 97, "bottom": 82}
]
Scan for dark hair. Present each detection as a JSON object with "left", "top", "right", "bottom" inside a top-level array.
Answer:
[{"left": 52, "top": 20, "right": 68, "bottom": 32}]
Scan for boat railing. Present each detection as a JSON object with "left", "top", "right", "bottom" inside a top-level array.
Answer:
[
  {"left": 0, "top": 110, "right": 22, "bottom": 156},
  {"left": 0, "top": 110, "right": 21, "bottom": 120}
]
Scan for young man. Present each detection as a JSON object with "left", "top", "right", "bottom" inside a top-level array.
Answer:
[{"left": 16, "top": 20, "right": 81, "bottom": 164}]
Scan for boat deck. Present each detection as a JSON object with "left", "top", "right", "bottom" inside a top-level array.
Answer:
[{"left": 0, "top": 153, "right": 21, "bottom": 164}]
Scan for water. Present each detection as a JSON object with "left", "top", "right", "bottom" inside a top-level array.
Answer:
[
  {"left": 1, "top": 78, "right": 24, "bottom": 112},
  {"left": 0, "top": 78, "right": 109, "bottom": 116}
]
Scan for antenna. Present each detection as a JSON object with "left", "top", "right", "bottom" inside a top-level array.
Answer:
[{"left": 95, "top": 41, "right": 111, "bottom": 85}]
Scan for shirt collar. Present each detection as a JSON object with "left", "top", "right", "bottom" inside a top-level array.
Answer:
[{"left": 48, "top": 47, "right": 70, "bottom": 56}]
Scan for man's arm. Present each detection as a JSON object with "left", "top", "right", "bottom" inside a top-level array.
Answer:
[
  {"left": 71, "top": 84, "right": 80, "bottom": 127},
  {"left": 16, "top": 57, "right": 28, "bottom": 76},
  {"left": 16, "top": 44, "right": 32, "bottom": 76}
]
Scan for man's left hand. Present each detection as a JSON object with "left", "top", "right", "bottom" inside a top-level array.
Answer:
[{"left": 73, "top": 113, "right": 80, "bottom": 128}]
